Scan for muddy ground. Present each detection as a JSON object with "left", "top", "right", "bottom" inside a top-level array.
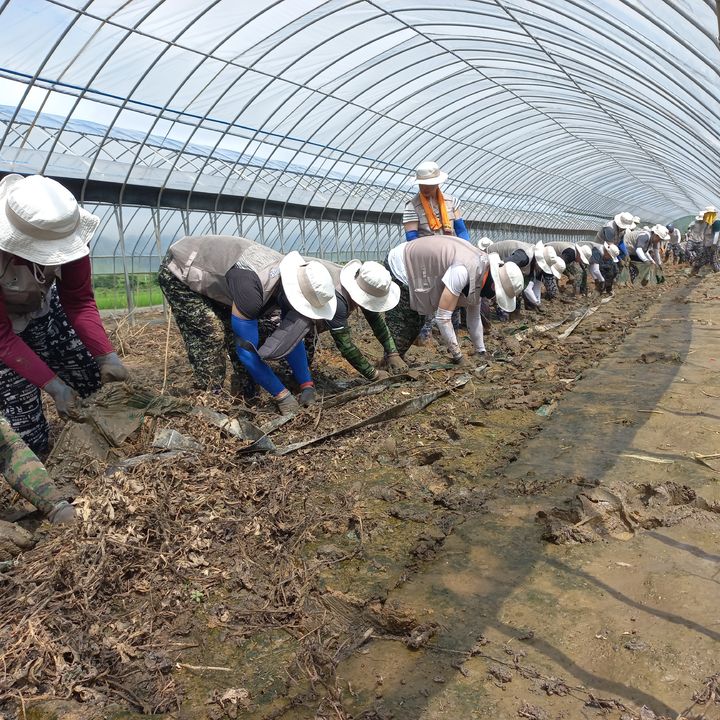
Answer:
[{"left": 1, "top": 267, "right": 718, "bottom": 720}]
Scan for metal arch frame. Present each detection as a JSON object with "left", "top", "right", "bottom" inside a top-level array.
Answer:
[{"left": 0, "top": 0, "right": 715, "bottom": 270}]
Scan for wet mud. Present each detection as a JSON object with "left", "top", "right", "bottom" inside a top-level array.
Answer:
[{"left": 1, "top": 268, "right": 718, "bottom": 720}]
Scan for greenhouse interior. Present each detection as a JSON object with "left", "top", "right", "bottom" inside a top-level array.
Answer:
[
  {"left": 1, "top": 1, "right": 720, "bottom": 720},
  {"left": 0, "top": 0, "right": 717, "bottom": 310}
]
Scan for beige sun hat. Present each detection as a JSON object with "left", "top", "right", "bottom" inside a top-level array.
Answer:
[
  {"left": 534, "top": 241, "right": 564, "bottom": 278},
  {"left": 576, "top": 244, "right": 592, "bottom": 265},
  {"left": 477, "top": 237, "right": 493, "bottom": 251},
  {"left": 613, "top": 212, "right": 635, "bottom": 230},
  {"left": 703, "top": 206, "right": 717, "bottom": 213},
  {"left": 651, "top": 224, "right": 669, "bottom": 241},
  {"left": 279, "top": 251, "right": 337, "bottom": 321},
  {"left": 488, "top": 253, "right": 523, "bottom": 312},
  {"left": 603, "top": 242, "right": 620, "bottom": 263},
  {"left": 340, "top": 260, "right": 400, "bottom": 313},
  {"left": 553, "top": 257, "right": 566, "bottom": 276},
  {"left": 411, "top": 161, "right": 448, "bottom": 186},
  {"left": 0, "top": 174, "right": 99, "bottom": 265}
]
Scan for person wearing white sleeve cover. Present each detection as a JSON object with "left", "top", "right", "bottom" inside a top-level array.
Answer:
[{"left": 384, "top": 235, "right": 524, "bottom": 364}]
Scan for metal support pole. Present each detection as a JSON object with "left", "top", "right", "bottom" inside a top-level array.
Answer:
[{"left": 113, "top": 205, "right": 135, "bottom": 323}]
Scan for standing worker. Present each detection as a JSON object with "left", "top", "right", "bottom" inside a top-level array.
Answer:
[
  {"left": 0, "top": 174, "right": 128, "bottom": 455},
  {"left": 402, "top": 161, "right": 471, "bottom": 343},
  {"left": 691, "top": 206, "right": 720, "bottom": 275}
]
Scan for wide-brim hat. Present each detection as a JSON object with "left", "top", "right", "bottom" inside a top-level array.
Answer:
[
  {"left": 651, "top": 224, "right": 669, "bottom": 241},
  {"left": 477, "top": 237, "right": 493, "bottom": 251},
  {"left": 340, "top": 259, "right": 400, "bottom": 313},
  {"left": 603, "top": 241, "right": 620, "bottom": 263},
  {"left": 279, "top": 251, "right": 337, "bottom": 321},
  {"left": 489, "top": 253, "right": 523, "bottom": 312},
  {"left": 703, "top": 206, "right": 717, "bottom": 214},
  {"left": 411, "top": 161, "right": 448, "bottom": 186},
  {"left": 0, "top": 174, "right": 99, "bottom": 265},
  {"left": 534, "top": 240, "right": 563, "bottom": 277},
  {"left": 695, "top": 214, "right": 704, "bottom": 221},
  {"left": 613, "top": 212, "right": 635, "bottom": 230},
  {"left": 576, "top": 244, "right": 592, "bottom": 265}
]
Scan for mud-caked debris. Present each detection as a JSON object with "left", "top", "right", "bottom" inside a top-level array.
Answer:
[
  {"left": 518, "top": 701, "right": 549, "bottom": 719},
  {"left": 488, "top": 664, "right": 513, "bottom": 684}
]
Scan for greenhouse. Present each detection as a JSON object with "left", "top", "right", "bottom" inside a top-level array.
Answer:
[
  {"left": 0, "top": 0, "right": 717, "bottom": 308},
  {"left": 0, "top": 1, "right": 720, "bottom": 719}
]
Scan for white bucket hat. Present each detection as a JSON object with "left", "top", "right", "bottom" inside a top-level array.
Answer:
[
  {"left": 534, "top": 241, "right": 564, "bottom": 278},
  {"left": 340, "top": 259, "right": 400, "bottom": 313},
  {"left": 613, "top": 212, "right": 635, "bottom": 230},
  {"left": 279, "top": 251, "right": 337, "bottom": 321},
  {"left": 703, "top": 206, "right": 717, "bottom": 213},
  {"left": 0, "top": 174, "right": 99, "bottom": 265},
  {"left": 489, "top": 253, "right": 523, "bottom": 312},
  {"left": 651, "top": 224, "right": 669, "bottom": 241},
  {"left": 632, "top": 215, "right": 640, "bottom": 224},
  {"left": 411, "top": 161, "right": 448, "bottom": 186},
  {"left": 477, "top": 237, "right": 493, "bottom": 251},
  {"left": 603, "top": 241, "right": 620, "bottom": 263},
  {"left": 576, "top": 244, "right": 592, "bottom": 266},
  {"left": 553, "top": 257, "right": 566, "bottom": 276},
  {"left": 696, "top": 214, "right": 704, "bottom": 221}
]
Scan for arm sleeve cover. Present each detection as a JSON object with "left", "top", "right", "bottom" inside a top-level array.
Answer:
[
  {"left": 466, "top": 304, "right": 485, "bottom": 353},
  {"left": 434, "top": 307, "right": 461, "bottom": 358},
  {"left": 231, "top": 315, "right": 285, "bottom": 396},
  {"left": 636, "top": 247, "right": 650, "bottom": 263},
  {"left": 589, "top": 263, "right": 604, "bottom": 282},
  {"left": 362, "top": 308, "right": 397, "bottom": 354},
  {"left": 57, "top": 256, "right": 114, "bottom": 357},
  {"left": 617, "top": 240, "right": 628, "bottom": 259},
  {"left": 405, "top": 229, "right": 419, "bottom": 241},
  {"left": 330, "top": 326, "right": 377, "bottom": 379},
  {"left": 453, "top": 218, "right": 471, "bottom": 242}
]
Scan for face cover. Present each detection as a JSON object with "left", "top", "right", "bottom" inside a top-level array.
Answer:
[{"left": 704, "top": 213, "right": 717, "bottom": 225}]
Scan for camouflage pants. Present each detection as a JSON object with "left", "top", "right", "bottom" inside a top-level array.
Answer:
[
  {"left": 158, "top": 260, "right": 316, "bottom": 396},
  {"left": 0, "top": 287, "right": 101, "bottom": 456},
  {"left": 692, "top": 246, "right": 720, "bottom": 274},
  {"left": 542, "top": 274, "right": 558, "bottom": 300},
  {"left": 383, "top": 265, "right": 424, "bottom": 358},
  {"left": 158, "top": 261, "right": 244, "bottom": 390},
  {"left": 564, "top": 264, "right": 587, "bottom": 295},
  {"left": 0, "top": 417, "right": 61, "bottom": 514},
  {"left": 599, "top": 259, "right": 618, "bottom": 292}
]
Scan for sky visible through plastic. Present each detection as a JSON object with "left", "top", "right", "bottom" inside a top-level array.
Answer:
[{"left": 0, "top": 0, "right": 717, "bottom": 272}]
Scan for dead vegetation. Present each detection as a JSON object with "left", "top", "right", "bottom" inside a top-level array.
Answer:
[{"left": 0, "top": 271, "right": 704, "bottom": 719}]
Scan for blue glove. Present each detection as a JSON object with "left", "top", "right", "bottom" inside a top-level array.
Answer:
[
  {"left": 453, "top": 218, "right": 471, "bottom": 242},
  {"left": 405, "top": 229, "right": 419, "bottom": 241},
  {"left": 231, "top": 315, "right": 285, "bottom": 396}
]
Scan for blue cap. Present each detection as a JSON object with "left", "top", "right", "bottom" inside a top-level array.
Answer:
[{"left": 666, "top": 224, "right": 674, "bottom": 231}]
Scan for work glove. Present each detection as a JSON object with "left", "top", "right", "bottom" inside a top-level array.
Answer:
[
  {"left": 373, "top": 369, "right": 391, "bottom": 381},
  {"left": 276, "top": 393, "right": 300, "bottom": 416},
  {"left": 385, "top": 353, "right": 408, "bottom": 374},
  {"left": 0, "top": 519, "right": 34, "bottom": 564},
  {"left": 47, "top": 500, "right": 77, "bottom": 525},
  {"left": 44, "top": 377, "right": 81, "bottom": 420},
  {"left": 96, "top": 352, "right": 129, "bottom": 384},
  {"left": 299, "top": 386, "right": 317, "bottom": 407}
]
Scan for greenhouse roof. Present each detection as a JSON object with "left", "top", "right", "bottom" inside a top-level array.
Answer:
[{"left": 0, "top": 0, "right": 718, "bottom": 228}]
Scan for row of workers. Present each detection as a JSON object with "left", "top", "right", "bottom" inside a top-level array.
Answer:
[{"left": 0, "top": 170, "right": 706, "bottom": 529}]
